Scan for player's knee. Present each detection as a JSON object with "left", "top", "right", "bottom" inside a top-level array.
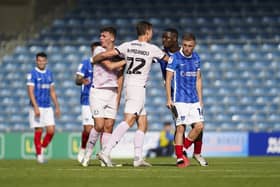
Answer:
[
  {"left": 194, "top": 122, "right": 204, "bottom": 132},
  {"left": 176, "top": 125, "right": 185, "bottom": 134}
]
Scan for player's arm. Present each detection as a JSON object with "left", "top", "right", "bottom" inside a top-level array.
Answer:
[
  {"left": 50, "top": 85, "right": 61, "bottom": 117},
  {"left": 75, "top": 74, "right": 90, "bottom": 86},
  {"left": 116, "top": 68, "right": 124, "bottom": 109},
  {"left": 165, "top": 70, "right": 174, "bottom": 109},
  {"left": 162, "top": 54, "right": 169, "bottom": 62},
  {"left": 92, "top": 49, "right": 119, "bottom": 63},
  {"left": 27, "top": 85, "right": 40, "bottom": 117},
  {"left": 101, "top": 59, "right": 126, "bottom": 71},
  {"left": 196, "top": 70, "right": 203, "bottom": 107}
]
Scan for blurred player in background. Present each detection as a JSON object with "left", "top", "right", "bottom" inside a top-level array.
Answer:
[
  {"left": 165, "top": 33, "right": 207, "bottom": 168},
  {"left": 146, "top": 121, "right": 174, "bottom": 157},
  {"left": 75, "top": 41, "right": 100, "bottom": 163},
  {"left": 159, "top": 28, "right": 208, "bottom": 167},
  {"left": 81, "top": 27, "right": 125, "bottom": 167},
  {"left": 27, "top": 52, "right": 61, "bottom": 163},
  {"left": 94, "top": 21, "right": 169, "bottom": 167}
]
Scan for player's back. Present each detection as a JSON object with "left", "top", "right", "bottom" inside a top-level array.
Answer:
[{"left": 117, "top": 40, "right": 165, "bottom": 87}]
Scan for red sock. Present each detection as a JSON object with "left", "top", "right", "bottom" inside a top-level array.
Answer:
[
  {"left": 42, "top": 133, "right": 54, "bottom": 148},
  {"left": 194, "top": 141, "right": 202, "bottom": 154},
  {"left": 184, "top": 138, "right": 193, "bottom": 149},
  {"left": 81, "top": 131, "right": 90, "bottom": 149},
  {"left": 175, "top": 145, "right": 183, "bottom": 159},
  {"left": 34, "top": 131, "right": 42, "bottom": 155}
]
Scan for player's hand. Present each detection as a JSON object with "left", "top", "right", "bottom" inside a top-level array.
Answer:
[
  {"left": 55, "top": 107, "right": 61, "bottom": 118},
  {"left": 166, "top": 99, "right": 173, "bottom": 109},
  {"left": 82, "top": 78, "right": 90, "bottom": 85},
  {"left": 34, "top": 107, "right": 40, "bottom": 117}
]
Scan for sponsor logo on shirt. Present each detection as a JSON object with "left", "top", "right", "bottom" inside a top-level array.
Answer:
[{"left": 180, "top": 71, "right": 197, "bottom": 77}]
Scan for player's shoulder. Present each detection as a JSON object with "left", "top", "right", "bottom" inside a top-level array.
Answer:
[
  {"left": 94, "top": 46, "right": 106, "bottom": 54},
  {"left": 45, "top": 68, "right": 53, "bottom": 75},
  {"left": 81, "top": 58, "right": 91, "bottom": 65}
]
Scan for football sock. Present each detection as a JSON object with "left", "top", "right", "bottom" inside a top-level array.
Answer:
[
  {"left": 134, "top": 130, "right": 145, "bottom": 161},
  {"left": 194, "top": 141, "right": 202, "bottom": 155},
  {"left": 194, "top": 131, "right": 203, "bottom": 154},
  {"left": 85, "top": 127, "right": 100, "bottom": 157},
  {"left": 34, "top": 131, "right": 42, "bottom": 155},
  {"left": 101, "top": 132, "right": 112, "bottom": 148},
  {"left": 103, "top": 121, "right": 130, "bottom": 155},
  {"left": 42, "top": 132, "right": 54, "bottom": 148},
  {"left": 175, "top": 145, "right": 183, "bottom": 159},
  {"left": 81, "top": 130, "right": 90, "bottom": 149},
  {"left": 184, "top": 137, "right": 193, "bottom": 149}
]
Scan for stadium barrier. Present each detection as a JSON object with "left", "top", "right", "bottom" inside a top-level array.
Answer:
[{"left": 0, "top": 131, "right": 279, "bottom": 159}]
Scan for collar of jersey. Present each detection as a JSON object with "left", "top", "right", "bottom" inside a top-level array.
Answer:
[
  {"left": 35, "top": 67, "right": 47, "bottom": 73},
  {"left": 180, "top": 48, "right": 192, "bottom": 58}
]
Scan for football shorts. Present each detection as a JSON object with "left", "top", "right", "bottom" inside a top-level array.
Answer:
[
  {"left": 89, "top": 87, "right": 118, "bottom": 119},
  {"left": 173, "top": 102, "right": 204, "bottom": 126},
  {"left": 81, "top": 105, "right": 94, "bottom": 125},
  {"left": 124, "top": 85, "right": 146, "bottom": 115},
  {"left": 29, "top": 107, "right": 55, "bottom": 128}
]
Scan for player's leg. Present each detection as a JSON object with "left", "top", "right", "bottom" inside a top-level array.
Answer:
[
  {"left": 34, "top": 127, "right": 44, "bottom": 163},
  {"left": 82, "top": 88, "right": 106, "bottom": 166},
  {"left": 78, "top": 105, "right": 94, "bottom": 163},
  {"left": 82, "top": 118, "right": 103, "bottom": 167},
  {"left": 42, "top": 125, "right": 55, "bottom": 149},
  {"left": 174, "top": 124, "right": 189, "bottom": 168},
  {"left": 191, "top": 124, "right": 208, "bottom": 166},
  {"left": 184, "top": 102, "right": 204, "bottom": 151},
  {"left": 29, "top": 107, "right": 45, "bottom": 163},
  {"left": 133, "top": 115, "right": 151, "bottom": 167},
  {"left": 172, "top": 103, "right": 190, "bottom": 168},
  {"left": 98, "top": 113, "right": 136, "bottom": 167},
  {"left": 39, "top": 107, "right": 55, "bottom": 163}
]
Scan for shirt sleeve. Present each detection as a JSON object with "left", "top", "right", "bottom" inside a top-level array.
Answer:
[
  {"left": 166, "top": 56, "right": 177, "bottom": 72},
  {"left": 50, "top": 71, "right": 55, "bottom": 86},
  {"left": 116, "top": 42, "right": 127, "bottom": 55},
  {"left": 93, "top": 46, "right": 106, "bottom": 57},
  {"left": 26, "top": 71, "right": 35, "bottom": 86},
  {"left": 152, "top": 45, "right": 165, "bottom": 60}
]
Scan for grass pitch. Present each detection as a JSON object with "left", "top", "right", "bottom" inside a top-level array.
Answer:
[{"left": 0, "top": 157, "right": 279, "bottom": 187}]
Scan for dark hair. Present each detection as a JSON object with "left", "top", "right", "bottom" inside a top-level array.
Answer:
[
  {"left": 100, "top": 26, "right": 117, "bottom": 38},
  {"left": 164, "top": 28, "right": 179, "bottom": 39},
  {"left": 163, "top": 121, "right": 172, "bottom": 126},
  {"left": 136, "top": 21, "right": 152, "bottom": 36},
  {"left": 182, "top": 32, "right": 196, "bottom": 42},
  {"left": 36, "top": 52, "right": 47, "bottom": 59},
  {"left": 90, "top": 41, "right": 101, "bottom": 50}
]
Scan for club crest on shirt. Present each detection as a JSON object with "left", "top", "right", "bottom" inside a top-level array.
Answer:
[
  {"left": 167, "top": 56, "right": 173, "bottom": 64},
  {"left": 94, "top": 110, "right": 99, "bottom": 115},
  {"left": 180, "top": 116, "right": 186, "bottom": 121}
]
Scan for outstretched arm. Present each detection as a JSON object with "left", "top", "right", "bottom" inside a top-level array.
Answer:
[
  {"left": 91, "top": 49, "right": 119, "bottom": 64},
  {"left": 101, "top": 60, "right": 126, "bottom": 71}
]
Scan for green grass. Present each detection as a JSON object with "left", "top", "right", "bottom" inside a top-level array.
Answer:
[{"left": 0, "top": 157, "right": 279, "bottom": 187}]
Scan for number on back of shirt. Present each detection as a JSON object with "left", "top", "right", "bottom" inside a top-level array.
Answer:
[{"left": 126, "top": 57, "right": 146, "bottom": 74}]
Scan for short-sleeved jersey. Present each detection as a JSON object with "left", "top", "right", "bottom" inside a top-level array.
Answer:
[
  {"left": 166, "top": 49, "right": 201, "bottom": 103},
  {"left": 93, "top": 46, "right": 118, "bottom": 88},
  {"left": 26, "top": 67, "right": 54, "bottom": 108},
  {"left": 76, "top": 58, "right": 93, "bottom": 105},
  {"left": 116, "top": 40, "right": 165, "bottom": 87}
]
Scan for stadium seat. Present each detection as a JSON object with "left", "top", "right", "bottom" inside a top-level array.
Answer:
[{"left": 1, "top": 0, "right": 280, "bottom": 132}]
